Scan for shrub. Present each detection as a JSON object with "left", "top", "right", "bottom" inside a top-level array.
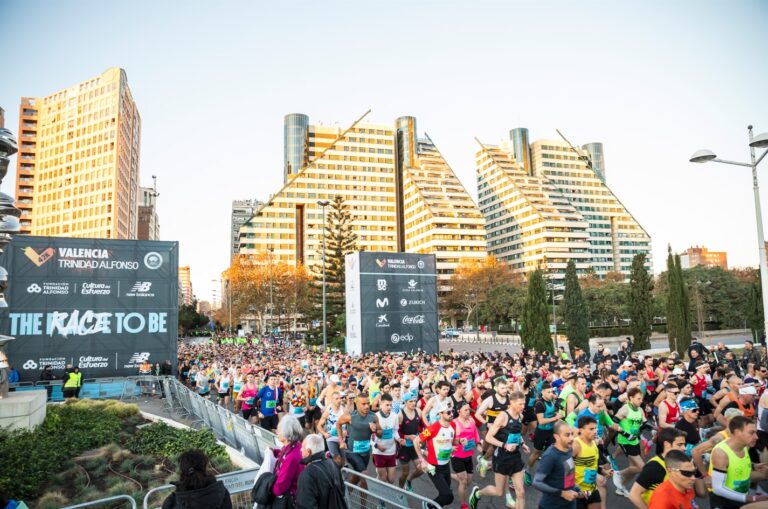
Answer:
[
  {"left": 36, "top": 492, "right": 69, "bottom": 509},
  {"left": 127, "top": 423, "right": 227, "bottom": 460}
]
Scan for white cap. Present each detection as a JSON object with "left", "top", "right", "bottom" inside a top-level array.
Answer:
[
  {"left": 672, "top": 368, "right": 685, "bottom": 375},
  {"left": 330, "top": 374, "right": 340, "bottom": 384},
  {"left": 740, "top": 385, "right": 757, "bottom": 396},
  {"left": 623, "top": 361, "right": 633, "bottom": 367},
  {"left": 434, "top": 401, "right": 452, "bottom": 415}
]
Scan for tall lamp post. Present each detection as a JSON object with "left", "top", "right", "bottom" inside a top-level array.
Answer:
[
  {"left": 690, "top": 126, "right": 768, "bottom": 343},
  {"left": 268, "top": 247, "right": 274, "bottom": 338},
  {"left": 317, "top": 200, "right": 330, "bottom": 352}
]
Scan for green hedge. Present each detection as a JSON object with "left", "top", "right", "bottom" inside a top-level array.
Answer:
[{"left": 127, "top": 422, "right": 227, "bottom": 460}]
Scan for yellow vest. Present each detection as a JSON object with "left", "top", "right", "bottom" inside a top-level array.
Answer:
[
  {"left": 574, "top": 437, "right": 599, "bottom": 491},
  {"left": 641, "top": 456, "right": 667, "bottom": 504},
  {"left": 64, "top": 371, "right": 82, "bottom": 388}
]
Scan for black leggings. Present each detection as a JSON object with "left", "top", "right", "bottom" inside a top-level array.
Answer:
[{"left": 428, "top": 463, "right": 454, "bottom": 507}]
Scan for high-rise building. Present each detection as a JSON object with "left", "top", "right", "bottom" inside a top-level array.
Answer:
[
  {"left": 680, "top": 246, "right": 727, "bottom": 270},
  {"left": 137, "top": 186, "right": 160, "bottom": 240},
  {"left": 179, "top": 266, "right": 193, "bottom": 307},
  {"left": 231, "top": 198, "right": 262, "bottom": 260},
  {"left": 476, "top": 129, "right": 652, "bottom": 281},
  {"left": 238, "top": 113, "right": 487, "bottom": 290},
  {"left": 14, "top": 68, "right": 141, "bottom": 239}
]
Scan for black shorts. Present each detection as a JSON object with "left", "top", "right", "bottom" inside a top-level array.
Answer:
[
  {"left": 346, "top": 452, "right": 370, "bottom": 472},
  {"left": 523, "top": 407, "right": 537, "bottom": 424},
  {"left": 492, "top": 450, "right": 524, "bottom": 476},
  {"left": 451, "top": 456, "right": 474, "bottom": 473},
  {"left": 261, "top": 414, "right": 279, "bottom": 432},
  {"left": 576, "top": 489, "right": 601, "bottom": 509},
  {"left": 533, "top": 428, "right": 554, "bottom": 451},
  {"left": 710, "top": 493, "right": 744, "bottom": 509},
  {"left": 597, "top": 444, "right": 610, "bottom": 467},
  {"left": 757, "top": 430, "right": 768, "bottom": 451},
  {"left": 619, "top": 442, "right": 641, "bottom": 457},
  {"left": 242, "top": 408, "right": 254, "bottom": 420},
  {"left": 398, "top": 445, "right": 418, "bottom": 463},
  {"left": 306, "top": 406, "right": 321, "bottom": 423}
]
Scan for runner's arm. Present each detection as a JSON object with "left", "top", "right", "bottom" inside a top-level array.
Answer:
[
  {"left": 474, "top": 397, "right": 491, "bottom": 423},
  {"left": 627, "top": 483, "right": 648, "bottom": 509},
  {"left": 692, "top": 435, "right": 720, "bottom": 477},
  {"left": 484, "top": 412, "right": 506, "bottom": 448},
  {"left": 711, "top": 448, "right": 748, "bottom": 503}
]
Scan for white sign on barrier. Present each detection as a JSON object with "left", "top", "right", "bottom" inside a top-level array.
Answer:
[{"left": 219, "top": 469, "right": 258, "bottom": 494}]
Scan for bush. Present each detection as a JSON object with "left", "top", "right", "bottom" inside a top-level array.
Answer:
[{"left": 127, "top": 422, "right": 227, "bottom": 460}]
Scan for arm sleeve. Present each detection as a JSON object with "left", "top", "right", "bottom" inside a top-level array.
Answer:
[
  {"left": 532, "top": 469, "right": 561, "bottom": 495},
  {"left": 711, "top": 469, "right": 747, "bottom": 503}
]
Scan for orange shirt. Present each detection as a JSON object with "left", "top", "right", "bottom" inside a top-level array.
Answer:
[{"left": 648, "top": 480, "right": 695, "bottom": 509}]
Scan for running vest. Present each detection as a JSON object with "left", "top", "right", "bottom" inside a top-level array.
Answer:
[
  {"left": 641, "top": 456, "right": 667, "bottom": 504},
  {"left": 537, "top": 399, "right": 558, "bottom": 431},
  {"left": 662, "top": 400, "right": 680, "bottom": 424},
  {"left": 347, "top": 409, "right": 376, "bottom": 455},
  {"left": 400, "top": 409, "right": 420, "bottom": 447},
  {"left": 325, "top": 405, "right": 345, "bottom": 441},
  {"left": 726, "top": 392, "right": 756, "bottom": 419},
  {"left": 486, "top": 394, "right": 508, "bottom": 423},
  {"left": 712, "top": 441, "right": 751, "bottom": 495},
  {"left": 374, "top": 410, "right": 399, "bottom": 455},
  {"left": 574, "top": 437, "right": 599, "bottom": 491},
  {"left": 559, "top": 384, "right": 576, "bottom": 409},
  {"left": 495, "top": 411, "right": 523, "bottom": 455},
  {"left": 617, "top": 405, "right": 643, "bottom": 445}
]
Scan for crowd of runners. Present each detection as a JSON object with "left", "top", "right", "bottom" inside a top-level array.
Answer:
[{"left": 176, "top": 336, "right": 768, "bottom": 509}]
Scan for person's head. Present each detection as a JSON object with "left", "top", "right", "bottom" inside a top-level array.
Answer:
[
  {"left": 301, "top": 433, "right": 325, "bottom": 459},
  {"left": 727, "top": 374, "right": 742, "bottom": 391},
  {"left": 627, "top": 387, "right": 643, "bottom": 408},
  {"left": 436, "top": 380, "right": 450, "bottom": 397},
  {"left": 177, "top": 449, "right": 215, "bottom": 491},
  {"left": 267, "top": 373, "right": 277, "bottom": 387},
  {"left": 435, "top": 401, "right": 452, "bottom": 424},
  {"left": 746, "top": 340, "right": 754, "bottom": 350},
  {"left": 379, "top": 393, "right": 393, "bottom": 414},
  {"left": 330, "top": 390, "right": 342, "bottom": 407},
  {"left": 679, "top": 398, "right": 699, "bottom": 422},
  {"left": 587, "top": 393, "right": 604, "bottom": 414},
  {"left": 540, "top": 383, "right": 554, "bottom": 401},
  {"left": 356, "top": 393, "right": 370, "bottom": 413},
  {"left": 664, "top": 450, "right": 696, "bottom": 491},
  {"left": 494, "top": 376, "right": 509, "bottom": 395},
  {"left": 729, "top": 415, "right": 758, "bottom": 448},
  {"left": 457, "top": 400, "right": 472, "bottom": 418},
  {"left": 577, "top": 415, "right": 597, "bottom": 442},
  {"left": 739, "top": 385, "right": 757, "bottom": 405},
  {"left": 666, "top": 358, "right": 675, "bottom": 370},
  {"left": 277, "top": 415, "right": 304, "bottom": 445},
  {"left": 508, "top": 391, "right": 525, "bottom": 413},
  {"left": 665, "top": 382, "right": 679, "bottom": 401},
  {"left": 657, "top": 427, "right": 687, "bottom": 456},
  {"left": 553, "top": 420, "right": 574, "bottom": 449}
]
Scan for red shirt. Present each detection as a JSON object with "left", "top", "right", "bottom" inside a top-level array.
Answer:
[
  {"left": 663, "top": 400, "right": 680, "bottom": 424},
  {"left": 648, "top": 480, "right": 695, "bottom": 509},
  {"left": 418, "top": 421, "right": 455, "bottom": 466}
]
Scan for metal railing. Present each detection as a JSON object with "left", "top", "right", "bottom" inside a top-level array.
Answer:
[
  {"left": 342, "top": 468, "right": 440, "bottom": 509},
  {"left": 9, "top": 376, "right": 163, "bottom": 402},
  {"left": 441, "top": 332, "right": 522, "bottom": 346},
  {"left": 62, "top": 494, "right": 137, "bottom": 509},
  {"left": 143, "top": 468, "right": 258, "bottom": 509}
]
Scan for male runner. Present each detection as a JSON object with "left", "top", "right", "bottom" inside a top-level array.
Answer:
[
  {"left": 372, "top": 393, "right": 399, "bottom": 485},
  {"left": 337, "top": 393, "right": 382, "bottom": 488},
  {"left": 397, "top": 391, "right": 424, "bottom": 491},
  {"left": 614, "top": 387, "right": 646, "bottom": 496},
  {"left": 530, "top": 420, "right": 580, "bottom": 509},
  {"left": 628, "top": 427, "right": 689, "bottom": 509},
  {"left": 573, "top": 415, "right": 602, "bottom": 509}
]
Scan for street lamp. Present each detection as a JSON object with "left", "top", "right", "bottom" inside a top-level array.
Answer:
[
  {"left": 268, "top": 247, "right": 274, "bottom": 338},
  {"left": 317, "top": 200, "right": 330, "bottom": 352},
  {"left": 690, "top": 126, "right": 768, "bottom": 344}
]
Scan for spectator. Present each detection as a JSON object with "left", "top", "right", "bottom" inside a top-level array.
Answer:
[
  {"left": 572, "top": 347, "right": 588, "bottom": 365},
  {"left": 62, "top": 365, "right": 81, "bottom": 399},
  {"left": 741, "top": 340, "right": 760, "bottom": 370},
  {"left": 270, "top": 415, "right": 305, "bottom": 505},
  {"left": 7, "top": 365, "right": 19, "bottom": 384},
  {"left": 687, "top": 337, "right": 709, "bottom": 362},
  {"left": 39, "top": 365, "right": 55, "bottom": 400},
  {"left": 296, "top": 433, "right": 347, "bottom": 509},
  {"left": 592, "top": 344, "right": 607, "bottom": 365},
  {"left": 161, "top": 359, "right": 173, "bottom": 376},
  {"left": 139, "top": 359, "right": 152, "bottom": 375},
  {"left": 162, "top": 449, "right": 232, "bottom": 509}
]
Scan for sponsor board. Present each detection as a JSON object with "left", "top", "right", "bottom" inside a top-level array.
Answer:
[
  {"left": 124, "top": 352, "right": 150, "bottom": 369},
  {"left": 22, "top": 356, "right": 67, "bottom": 371},
  {"left": 79, "top": 355, "right": 110, "bottom": 369}
]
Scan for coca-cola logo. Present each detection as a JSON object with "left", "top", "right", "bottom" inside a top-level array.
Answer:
[{"left": 402, "top": 314, "right": 425, "bottom": 325}]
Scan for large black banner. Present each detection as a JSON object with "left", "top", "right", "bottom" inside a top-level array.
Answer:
[
  {"left": 345, "top": 252, "right": 438, "bottom": 355},
  {"left": 0, "top": 236, "right": 179, "bottom": 381}
]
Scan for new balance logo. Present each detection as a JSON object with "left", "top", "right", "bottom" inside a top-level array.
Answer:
[
  {"left": 131, "top": 282, "right": 152, "bottom": 292},
  {"left": 128, "top": 352, "right": 150, "bottom": 363}
]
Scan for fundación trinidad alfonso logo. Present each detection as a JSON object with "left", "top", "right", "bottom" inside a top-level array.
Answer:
[
  {"left": 23, "top": 246, "right": 55, "bottom": 267},
  {"left": 375, "top": 258, "right": 387, "bottom": 268}
]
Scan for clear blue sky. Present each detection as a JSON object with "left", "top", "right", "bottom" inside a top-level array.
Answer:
[{"left": 2, "top": 0, "right": 767, "bottom": 303}]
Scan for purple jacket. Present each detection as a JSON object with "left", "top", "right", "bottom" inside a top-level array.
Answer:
[{"left": 272, "top": 442, "right": 304, "bottom": 498}]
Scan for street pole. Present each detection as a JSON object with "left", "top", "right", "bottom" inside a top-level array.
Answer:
[
  {"left": 269, "top": 247, "right": 274, "bottom": 338},
  {"left": 227, "top": 280, "right": 231, "bottom": 335},
  {"left": 552, "top": 281, "right": 557, "bottom": 354},
  {"left": 749, "top": 126, "right": 768, "bottom": 345},
  {"left": 320, "top": 202, "right": 328, "bottom": 352}
]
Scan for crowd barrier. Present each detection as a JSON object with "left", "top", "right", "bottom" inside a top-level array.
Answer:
[
  {"left": 142, "top": 468, "right": 258, "bottom": 509},
  {"left": 9, "top": 376, "right": 164, "bottom": 402},
  {"left": 442, "top": 333, "right": 522, "bottom": 346},
  {"left": 342, "top": 468, "right": 440, "bottom": 509}
]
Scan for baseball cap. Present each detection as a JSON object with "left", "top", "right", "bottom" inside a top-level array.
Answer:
[
  {"left": 434, "top": 401, "right": 452, "bottom": 415},
  {"left": 739, "top": 386, "right": 757, "bottom": 396},
  {"left": 680, "top": 399, "right": 699, "bottom": 412},
  {"left": 672, "top": 368, "right": 686, "bottom": 376},
  {"left": 623, "top": 361, "right": 632, "bottom": 367},
  {"left": 330, "top": 374, "right": 340, "bottom": 385},
  {"left": 402, "top": 391, "right": 417, "bottom": 402}
]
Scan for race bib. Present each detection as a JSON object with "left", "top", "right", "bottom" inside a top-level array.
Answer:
[
  {"left": 528, "top": 397, "right": 536, "bottom": 407},
  {"left": 353, "top": 440, "right": 371, "bottom": 454},
  {"left": 733, "top": 479, "right": 750, "bottom": 493},
  {"left": 583, "top": 468, "right": 597, "bottom": 486},
  {"left": 246, "top": 397, "right": 255, "bottom": 405},
  {"left": 234, "top": 384, "right": 242, "bottom": 392},
  {"left": 309, "top": 398, "right": 317, "bottom": 406},
  {"left": 266, "top": 400, "right": 277, "bottom": 409},
  {"left": 437, "top": 447, "right": 452, "bottom": 461},
  {"left": 294, "top": 407, "right": 303, "bottom": 414},
  {"left": 463, "top": 438, "right": 476, "bottom": 452},
  {"left": 405, "top": 438, "right": 413, "bottom": 447},
  {"left": 382, "top": 428, "right": 394, "bottom": 440},
  {"left": 506, "top": 433, "right": 521, "bottom": 445}
]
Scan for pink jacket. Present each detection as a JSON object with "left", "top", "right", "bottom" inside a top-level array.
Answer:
[{"left": 272, "top": 441, "right": 304, "bottom": 498}]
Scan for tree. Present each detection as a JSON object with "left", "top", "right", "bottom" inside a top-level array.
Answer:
[
  {"left": 747, "top": 276, "right": 764, "bottom": 342},
  {"left": 444, "top": 256, "right": 516, "bottom": 328},
  {"left": 178, "top": 301, "right": 210, "bottom": 336},
  {"left": 478, "top": 283, "right": 526, "bottom": 329},
  {"left": 313, "top": 195, "right": 358, "bottom": 339},
  {"left": 666, "top": 246, "right": 691, "bottom": 354},
  {"left": 563, "top": 260, "right": 590, "bottom": 351},
  {"left": 629, "top": 253, "right": 654, "bottom": 349},
  {"left": 522, "top": 269, "right": 551, "bottom": 353}
]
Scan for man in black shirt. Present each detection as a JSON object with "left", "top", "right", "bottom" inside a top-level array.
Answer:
[
  {"left": 675, "top": 398, "right": 701, "bottom": 448},
  {"left": 531, "top": 420, "right": 579, "bottom": 509},
  {"left": 628, "top": 427, "right": 687, "bottom": 509}
]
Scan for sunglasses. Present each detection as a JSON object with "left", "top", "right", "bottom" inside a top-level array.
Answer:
[{"left": 670, "top": 468, "right": 696, "bottom": 478}]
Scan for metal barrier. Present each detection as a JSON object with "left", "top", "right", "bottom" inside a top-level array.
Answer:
[
  {"left": 342, "top": 468, "right": 440, "bottom": 509},
  {"left": 62, "top": 494, "right": 137, "bottom": 509},
  {"left": 143, "top": 468, "right": 258, "bottom": 509},
  {"left": 442, "top": 333, "right": 522, "bottom": 346},
  {"left": 9, "top": 377, "right": 150, "bottom": 402}
]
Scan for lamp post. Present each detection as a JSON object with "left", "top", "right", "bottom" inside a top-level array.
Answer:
[
  {"left": 268, "top": 247, "right": 274, "bottom": 338},
  {"left": 317, "top": 200, "right": 330, "bottom": 352},
  {"left": 690, "top": 126, "right": 768, "bottom": 343}
]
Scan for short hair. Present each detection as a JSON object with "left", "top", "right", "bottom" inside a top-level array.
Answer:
[
  {"left": 380, "top": 393, "right": 393, "bottom": 403},
  {"left": 302, "top": 433, "right": 325, "bottom": 455},
  {"left": 553, "top": 420, "right": 570, "bottom": 435},
  {"left": 729, "top": 415, "right": 754, "bottom": 434},
  {"left": 540, "top": 382, "right": 552, "bottom": 392},
  {"left": 596, "top": 383, "right": 612, "bottom": 392},
  {"left": 509, "top": 390, "right": 525, "bottom": 402},
  {"left": 436, "top": 380, "right": 450, "bottom": 390},
  {"left": 587, "top": 393, "right": 603, "bottom": 404},
  {"left": 627, "top": 387, "right": 643, "bottom": 399},
  {"left": 656, "top": 427, "right": 686, "bottom": 456},
  {"left": 278, "top": 415, "right": 304, "bottom": 443},
  {"left": 577, "top": 415, "right": 597, "bottom": 428},
  {"left": 664, "top": 449, "right": 691, "bottom": 469},
  {"left": 665, "top": 382, "right": 678, "bottom": 392}
]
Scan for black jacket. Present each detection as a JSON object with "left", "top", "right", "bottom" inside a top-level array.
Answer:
[
  {"left": 295, "top": 452, "right": 347, "bottom": 509},
  {"left": 162, "top": 479, "right": 232, "bottom": 509}
]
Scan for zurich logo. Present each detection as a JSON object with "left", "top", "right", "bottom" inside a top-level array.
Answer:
[
  {"left": 27, "top": 283, "right": 41, "bottom": 293},
  {"left": 23, "top": 360, "right": 38, "bottom": 370}
]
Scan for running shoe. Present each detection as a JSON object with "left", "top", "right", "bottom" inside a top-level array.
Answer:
[
  {"left": 612, "top": 471, "right": 625, "bottom": 493},
  {"left": 615, "top": 486, "right": 629, "bottom": 497},
  {"left": 506, "top": 492, "right": 516, "bottom": 508},
  {"left": 469, "top": 486, "right": 481, "bottom": 509},
  {"left": 478, "top": 456, "right": 489, "bottom": 477},
  {"left": 524, "top": 470, "right": 532, "bottom": 486},
  {"left": 405, "top": 480, "right": 413, "bottom": 492},
  {"left": 461, "top": 504, "right": 469, "bottom": 509}
]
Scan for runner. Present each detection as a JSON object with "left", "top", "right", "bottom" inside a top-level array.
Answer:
[
  {"left": 372, "top": 393, "right": 399, "bottom": 485},
  {"left": 316, "top": 389, "right": 346, "bottom": 466},
  {"left": 573, "top": 415, "right": 602, "bottom": 509},
  {"left": 413, "top": 401, "right": 456, "bottom": 508},
  {"left": 475, "top": 376, "right": 510, "bottom": 476},
  {"left": 337, "top": 393, "right": 381, "bottom": 489},
  {"left": 647, "top": 450, "right": 697, "bottom": 509},
  {"left": 614, "top": 387, "right": 647, "bottom": 497},
  {"left": 710, "top": 415, "right": 768, "bottom": 508},
  {"left": 657, "top": 382, "right": 681, "bottom": 429},
  {"left": 529, "top": 420, "right": 580, "bottom": 509},
  {"left": 236, "top": 373, "right": 258, "bottom": 424},
  {"left": 527, "top": 382, "right": 562, "bottom": 479},
  {"left": 627, "top": 427, "right": 688, "bottom": 508},
  {"left": 469, "top": 391, "right": 528, "bottom": 509},
  {"left": 397, "top": 390, "right": 425, "bottom": 491},
  {"left": 214, "top": 366, "right": 232, "bottom": 407},
  {"left": 451, "top": 401, "right": 481, "bottom": 509},
  {"left": 256, "top": 373, "right": 283, "bottom": 433}
]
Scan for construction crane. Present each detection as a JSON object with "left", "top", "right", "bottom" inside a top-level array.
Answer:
[{"left": 555, "top": 129, "right": 593, "bottom": 170}]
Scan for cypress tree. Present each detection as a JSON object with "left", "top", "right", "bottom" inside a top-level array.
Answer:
[
  {"left": 522, "top": 269, "right": 552, "bottom": 354},
  {"left": 666, "top": 246, "right": 680, "bottom": 352},
  {"left": 563, "top": 260, "right": 590, "bottom": 352},
  {"left": 666, "top": 246, "right": 691, "bottom": 354},
  {"left": 629, "top": 253, "right": 654, "bottom": 349},
  {"left": 676, "top": 253, "right": 692, "bottom": 352}
]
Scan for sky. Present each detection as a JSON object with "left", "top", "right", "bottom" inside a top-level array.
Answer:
[{"left": 2, "top": 0, "right": 767, "bottom": 304}]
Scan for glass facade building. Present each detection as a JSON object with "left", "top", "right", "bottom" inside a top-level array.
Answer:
[
  {"left": 581, "top": 142, "right": 606, "bottom": 183},
  {"left": 509, "top": 127, "right": 532, "bottom": 175},
  {"left": 283, "top": 113, "right": 309, "bottom": 183}
]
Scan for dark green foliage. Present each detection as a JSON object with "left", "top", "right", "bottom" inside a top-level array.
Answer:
[
  {"left": 563, "top": 260, "right": 590, "bottom": 351},
  {"left": 179, "top": 300, "right": 210, "bottom": 335},
  {"left": 666, "top": 246, "right": 691, "bottom": 354},
  {"left": 747, "top": 276, "right": 764, "bottom": 341},
  {"left": 313, "top": 195, "right": 358, "bottom": 342},
  {"left": 522, "top": 269, "right": 552, "bottom": 353},
  {"left": 127, "top": 422, "right": 227, "bottom": 460},
  {"left": 477, "top": 284, "right": 527, "bottom": 329},
  {"left": 0, "top": 403, "right": 121, "bottom": 500},
  {"left": 629, "top": 253, "right": 654, "bottom": 349}
]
